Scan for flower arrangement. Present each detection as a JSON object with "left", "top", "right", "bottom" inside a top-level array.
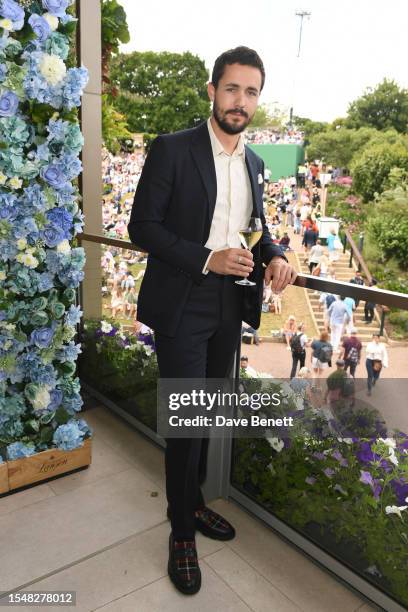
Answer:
[
  {"left": 79, "top": 319, "right": 158, "bottom": 431},
  {"left": 0, "top": 0, "right": 91, "bottom": 461}
]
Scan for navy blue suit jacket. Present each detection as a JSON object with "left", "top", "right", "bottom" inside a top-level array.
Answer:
[{"left": 127, "top": 121, "right": 286, "bottom": 337}]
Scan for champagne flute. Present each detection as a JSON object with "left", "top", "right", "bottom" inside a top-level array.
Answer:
[{"left": 235, "top": 217, "right": 262, "bottom": 286}]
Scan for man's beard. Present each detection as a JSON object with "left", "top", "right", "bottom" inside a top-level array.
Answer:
[{"left": 213, "top": 100, "right": 252, "bottom": 135}]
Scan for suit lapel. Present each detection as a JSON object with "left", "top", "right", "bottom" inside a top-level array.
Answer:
[
  {"left": 245, "top": 146, "right": 262, "bottom": 218},
  {"left": 190, "top": 122, "right": 217, "bottom": 223}
]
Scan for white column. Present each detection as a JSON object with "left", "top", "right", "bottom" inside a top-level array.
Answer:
[{"left": 79, "top": 0, "right": 103, "bottom": 318}]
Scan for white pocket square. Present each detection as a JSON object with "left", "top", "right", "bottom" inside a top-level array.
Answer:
[{"left": 258, "top": 173, "right": 264, "bottom": 184}]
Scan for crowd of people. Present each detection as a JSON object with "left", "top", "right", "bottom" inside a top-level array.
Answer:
[
  {"left": 245, "top": 128, "right": 304, "bottom": 145},
  {"left": 100, "top": 145, "right": 387, "bottom": 396}
]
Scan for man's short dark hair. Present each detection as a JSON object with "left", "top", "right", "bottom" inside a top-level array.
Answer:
[
  {"left": 211, "top": 46, "right": 265, "bottom": 91},
  {"left": 240, "top": 356, "right": 248, "bottom": 361}
]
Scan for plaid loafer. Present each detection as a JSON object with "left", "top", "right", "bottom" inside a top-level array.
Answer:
[
  {"left": 167, "top": 506, "right": 236, "bottom": 541},
  {"left": 168, "top": 533, "right": 201, "bottom": 595},
  {"left": 195, "top": 506, "right": 236, "bottom": 540}
]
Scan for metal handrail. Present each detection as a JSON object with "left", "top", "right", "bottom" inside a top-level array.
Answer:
[{"left": 77, "top": 233, "right": 408, "bottom": 310}]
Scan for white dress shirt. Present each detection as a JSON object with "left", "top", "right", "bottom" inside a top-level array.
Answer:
[
  {"left": 365, "top": 341, "right": 388, "bottom": 367},
  {"left": 202, "top": 118, "right": 253, "bottom": 273}
]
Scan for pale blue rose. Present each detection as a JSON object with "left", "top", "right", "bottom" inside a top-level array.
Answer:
[
  {"left": 28, "top": 13, "right": 51, "bottom": 42},
  {"left": 42, "top": 0, "right": 70, "bottom": 17},
  {"left": 0, "top": 90, "right": 19, "bottom": 117},
  {"left": 30, "top": 325, "right": 55, "bottom": 348},
  {"left": 40, "top": 163, "right": 66, "bottom": 188},
  {"left": 0, "top": 0, "right": 25, "bottom": 28}
]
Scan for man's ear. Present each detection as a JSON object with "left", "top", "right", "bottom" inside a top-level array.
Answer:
[{"left": 207, "top": 82, "right": 215, "bottom": 102}]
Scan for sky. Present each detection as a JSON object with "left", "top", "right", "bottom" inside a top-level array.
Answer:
[{"left": 119, "top": 0, "right": 408, "bottom": 123}]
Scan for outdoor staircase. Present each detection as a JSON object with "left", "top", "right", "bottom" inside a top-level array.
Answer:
[{"left": 297, "top": 251, "right": 384, "bottom": 343}]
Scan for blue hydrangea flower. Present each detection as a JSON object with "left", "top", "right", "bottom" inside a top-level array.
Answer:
[
  {"left": 7, "top": 441, "right": 37, "bottom": 460},
  {"left": 38, "top": 272, "right": 55, "bottom": 292},
  {"left": 0, "top": 63, "right": 7, "bottom": 82},
  {"left": 28, "top": 13, "right": 51, "bottom": 42},
  {"left": 0, "top": 90, "right": 19, "bottom": 117},
  {"left": 56, "top": 340, "right": 81, "bottom": 362},
  {"left": 62, "top": 67, "right": 88, "bottom": 109},
  {"left": 47, "top": 387, "right": 63, "bottom": 411},
  {"left": 46, "top": 206, "right": 73, "bottom": 233},
  {"left": 65, "top": 304, "right": 82, "bottom": 326},
  {"left": 53, "top": 420, "right": 84, "bottom": 451}
]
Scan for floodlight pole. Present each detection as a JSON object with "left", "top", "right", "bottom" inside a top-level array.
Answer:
[{"left": 289, "top": 10, "right": 311, "bottom": 125}]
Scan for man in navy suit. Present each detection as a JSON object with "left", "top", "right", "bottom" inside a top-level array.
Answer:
[{"left": 128, "top": 46, "right": 297, "bottom": 595}]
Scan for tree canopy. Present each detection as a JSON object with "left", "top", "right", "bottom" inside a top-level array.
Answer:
[
  {"left": 347, "top": 79, "right": 408, "bottom": 133},
  {"left": 110, "top": 51, "right": 210, "bottom": 134},
  {"left": 351, "top": 142, "right": 408, "bottom": 202}
]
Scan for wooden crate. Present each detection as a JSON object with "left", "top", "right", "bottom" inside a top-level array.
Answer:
[
  {"left": 0, "top": 461, "right": 9, "bottom": 494},
  {"left": 7, "top": 438, "right": 92, "bottom": 491}
]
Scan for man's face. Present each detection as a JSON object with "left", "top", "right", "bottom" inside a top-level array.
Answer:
[{"left": 208, "top": 63, "right": 262, "bottom": 135}]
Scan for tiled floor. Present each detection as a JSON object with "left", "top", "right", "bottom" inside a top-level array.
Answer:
[{"left": 0, "top": 405, "right": 379, "bottom": 612}]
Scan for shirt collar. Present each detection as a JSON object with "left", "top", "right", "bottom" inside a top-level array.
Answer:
[{"left": 207, "top": 117, "right": 245, "bottom": 158}]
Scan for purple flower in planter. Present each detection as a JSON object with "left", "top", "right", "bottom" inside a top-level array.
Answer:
[
  {"left": 305, "top": 476, "right": 316, "bottom": 485},
  {"left": 332, "top": 450, "right": 349, "bottom": 467},
  {"left": 313, "top": 451, "right": 325, "bottom": 460},
  {"left": 360, "top": 470, "right": 374, "bottom": 487},
  {"left": 372, "top": 480, "right": 382, "bottom": 500},
  {"left": 391, "top": 479, "right": 408, "bottom": 506},
  {"left": 323, "top": 468, "right": 335, "bottom": 478}
]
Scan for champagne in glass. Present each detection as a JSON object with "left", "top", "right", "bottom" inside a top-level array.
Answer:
[{"left": 235, "top": 217, "right": 262, "bottom": 286}]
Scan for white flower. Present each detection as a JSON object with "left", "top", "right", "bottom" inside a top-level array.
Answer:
[
  {"left": 0, "top": 173, "right": 7, "bottom": 185},
  {"left": 379, "top": 438, "right": 396, "bottom": 449},
  {"left": 9, "top": 177, "right": 22, "bottom": 190},
  {"left": 16, "top": 253, "right": 39, "bottom": 269},
  {"left": 0, "top": 270, "right": 6, "bottom": 281},
  {"left": 17, "top": 238, "right": 27, "bottom": 250},
  {"left": 388, "top": 450, "right": 399, "bottom": 466},
  {"left": 101, "top": 320, "right": 113, "bottom": 334},
  {"left": 385, "top": 505, "right": 408, "bottom": 519},
  {"left": 31, "top": 386, "right": 51, "bottom": 411},
  {"left": 258, "top": 173, "right": 264, "bottom": 184},
  {"left": 43, "top": 13, "right": 59, "bottom": 31},
  {"left": 0, "top": 19, "right": 13, "bottom": 31},
  {"left": 56, "top": 239, "right": 71, "bottom": 254},
  {"left": 265, "top": 435, "right": 284, "bottom": 453},
  {"left": 39, "top": 53, "right": 67, "bottom": 85},
  {"left": 144, "top": 345, "right": 153, "bottom": 356}
]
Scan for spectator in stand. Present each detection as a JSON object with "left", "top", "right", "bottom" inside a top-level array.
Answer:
[
  {"left": 327, "top": 296, "right": 350, "bottom": 353},
  {"left": 343, "top": 296, "right": 356, "bottom": 334},
  {"left": 364, "top": 279, "right": 377, "bottom": 324},
  {"left": 310, "top": 330, "right": 333, "bottom": 381},
  {"left": 325, "top": 359, "right": 355, "bottom": 413},
  {"left": 308, "top": 239, "right": 324, "bottom": 274},
  {"left": 341, "top": 328, "right": 362, "bottom": 378},
  {"left": 327, "top": 228, "right": 340, "bottom": 263},
  {"left": 282, "top": 315, "right": 297, "bottom": 350},
  {"left": 310, "top": 163, "right": 319, "bottom": 185},
  {"left": 290, "top": 323, "right": 308, "bottom": 379},
  {"left": 297, "top": 163, "right": 306, "bottom": 187},
  {"left": 302, "top": 223, "right": 318, "bottom": 262},
  {"left": 293, "top": 202, "right": 302, "bottom": 234},
  {"left": 290, "top": 366, "right": 313, "bottom": 402},
  {"left": 121, "top": 270, "right": 136, "bottom": 291},
  {"left": 279, "top": 232, "right": 291, "bottom": 251},
  {"left": 271, "top": 290, "right": 282, "bottom": 314},
  {"left": 365, "top": 333, "right": 388, "bottom": 396},
  {"left": 240, "top": 355, "right": 258, "bottom": 377},
  {"left": 124, "top": 286, "right": 138, "bottom": 319},
  {"left": 350, "top": 270, "right": 364, "bottom": 308},
  {"left": 241, "top": 323, "right": 260, "bottom": 346},
  {"left": 109, "top": 286, "right": 125, "bottom": 318}
]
